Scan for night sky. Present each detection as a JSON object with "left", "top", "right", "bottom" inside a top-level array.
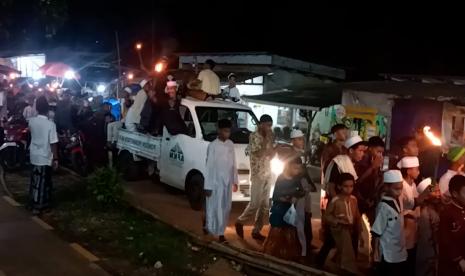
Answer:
[{"left": 4, "top": 1, "right": 465, "bottom": 77}]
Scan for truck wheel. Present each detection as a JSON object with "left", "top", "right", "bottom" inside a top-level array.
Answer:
[
  {"left": 117, "top": 151, "right": 140, "bottom": 181},
  {"left": 186, "top": 173, "right": 204, "bottom": 211}
]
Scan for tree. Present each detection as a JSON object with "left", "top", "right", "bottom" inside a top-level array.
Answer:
[{"left": 0, "top": 0, "right": 68, "bottom": 46}]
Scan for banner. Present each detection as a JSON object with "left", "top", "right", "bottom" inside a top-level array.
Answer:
[{"left": 116, "top": 129, "right": 162, "bottom": 161}]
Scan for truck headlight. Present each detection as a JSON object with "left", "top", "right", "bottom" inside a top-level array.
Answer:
[{"left": 271, "top": 156, "right": 284, "bottom": 175}]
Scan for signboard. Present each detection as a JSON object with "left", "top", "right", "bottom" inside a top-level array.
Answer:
[{"left": 116, "top": 129, "right": 161, "bottom": 161}]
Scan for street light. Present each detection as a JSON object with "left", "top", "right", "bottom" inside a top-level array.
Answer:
[
  {"left": 64, "top": 70, "right": 75, "bottom": 79},
  {"left": 136, "top": 43, "right": 142, "bottom": 50},
  {"left": 9, "top": 73, "right": 17, "bottom": 80},
  {"left": 127, "top": 73, "right": 134, "bottom": 80},
  {"left": 97, "top": 84, "right": 106, "bottom": 93},
  {"left": 154, "top": 62, "right": 165, "bottom": 73}
]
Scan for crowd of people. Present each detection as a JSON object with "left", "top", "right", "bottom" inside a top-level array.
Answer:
[
  {"left": 202, "top": 115, "right": 465, "bottom": 276},
  {"left": 317, "top": 124, "right": 465, "bottom": 276},
  {"left": 19, "top": 58, "right": 243, "bottom": 215},
  {"left": 10, "top": 60, "right": 465, "bottom": 275}
]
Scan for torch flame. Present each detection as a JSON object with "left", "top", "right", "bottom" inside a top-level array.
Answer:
[{"left": 423, "top": 126, "right": 442, "bottom": 146}]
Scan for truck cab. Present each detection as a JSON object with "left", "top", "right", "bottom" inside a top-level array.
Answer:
[{"left": 117, "top": 97, "right": 259, "bottom": 209}]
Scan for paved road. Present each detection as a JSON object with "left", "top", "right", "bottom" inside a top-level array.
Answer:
[
  {"left": 0, "top": 197, "right": 108, "bottom": 276},
  {"left": 125, "top": 168, "right": 323, "bottom": 253}
]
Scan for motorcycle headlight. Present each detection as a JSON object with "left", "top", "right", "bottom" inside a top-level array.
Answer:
[{"left": 270, "top": 155, "right": 284, "bottom": 176}]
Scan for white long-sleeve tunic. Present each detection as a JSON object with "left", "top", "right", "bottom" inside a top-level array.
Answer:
[{"left": 205, "top": 138, "right": 238, "bottom": 236}]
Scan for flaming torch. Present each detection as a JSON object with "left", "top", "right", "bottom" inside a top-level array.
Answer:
[{"left": 423, "top": 126, "right": 443, "bottom": 181}]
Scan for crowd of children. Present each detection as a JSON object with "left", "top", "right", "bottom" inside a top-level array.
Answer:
[
  {"left": 202, "top": 117, "right": 465, "bottom": 275},
  {"left": 318, "top": 130, "right": 465, "bottom": 276}
]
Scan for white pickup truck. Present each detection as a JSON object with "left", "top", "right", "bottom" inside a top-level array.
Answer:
[{"left": 116, "top": 97, "right": 260, "bottom": 209}]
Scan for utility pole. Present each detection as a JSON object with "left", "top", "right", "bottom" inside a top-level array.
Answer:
[{"left": 115, "top": 30, "right": 122, "bottom": 99}]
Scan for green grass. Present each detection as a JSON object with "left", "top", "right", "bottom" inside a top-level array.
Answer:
[
  {"left": 51, "top": 199, "right": 213, "bottom": 275},
  {"left": 12, "top": 173, "right": 214, "bottom": 275}
]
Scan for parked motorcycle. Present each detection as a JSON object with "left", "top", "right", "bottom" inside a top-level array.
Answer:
[
  {"left": 59, "top": 131, "right": 88, "bottom": 176},
  {"left": 0, "top": 116, "right": 29, "bottom": 171}
]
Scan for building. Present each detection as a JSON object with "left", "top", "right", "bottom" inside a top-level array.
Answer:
[{"left": 177, "top": 52, "right": 346, "bottom": 137}]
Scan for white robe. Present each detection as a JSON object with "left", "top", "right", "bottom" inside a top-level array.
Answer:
[
  {"left": 205, "top": 138, "right": 238, "bottom": 236},
  {"left": 125, "top": 89, "right": 147, "bottom": 131}
]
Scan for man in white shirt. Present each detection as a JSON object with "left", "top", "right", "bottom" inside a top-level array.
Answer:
[
  {"left": 197, "top": 59, "right": 220, "bottom": 96},
  {"left": 439, "top": 146, "right": 465, "bottom": 196},
  {"left": 223, "top": 73, "right": 241, "bottom": 102},
  {"left": 28, "top": 96, "right": 59, "bottom": 214},
  {"left": 125, "top": 79, "right": 151, "bottom": 132}
]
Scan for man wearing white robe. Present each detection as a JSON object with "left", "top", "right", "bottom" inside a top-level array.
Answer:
[
  {"left": 125, "top": 79, "right": 150, "bottom": 132},
  {"left": 204, "top": 119, "right": 238, "bottom": 242}
]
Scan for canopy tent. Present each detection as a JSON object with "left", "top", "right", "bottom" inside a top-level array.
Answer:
[
  {"left": 242, "top": 85, "right": 342, "bottom": 111},
  {"left": 0, "top": 64, "right": 20, "bottom": 76}
]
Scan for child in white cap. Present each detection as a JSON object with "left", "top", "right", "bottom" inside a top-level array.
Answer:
[
  {"left": 290, "top": 129, "right": 316, "bottom": 258},
  {"left": 372, "top": 170, "right": 407, "bottom": 275},
  {"left": 398, "top": 156, "right": 431, "bottom": 275}
]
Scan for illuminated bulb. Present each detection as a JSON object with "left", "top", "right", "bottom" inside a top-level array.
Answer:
[
  {"left": 270, "top": 155, "right": 284, "bottom": 175},
  {"left": 64, "top": 70, "right": 75, "bottom": 79},
  {"left": 136, "top": 43, "right": 142, "bottom": 50},
  {"left": 155, "top": 62, "right": 164, "bottom": 73},
  {"left": 127, "top": 73, "right": 134, "bottom": 80},
  {"left": 97, "top": 84, "right": 106, "bottom": 93}
]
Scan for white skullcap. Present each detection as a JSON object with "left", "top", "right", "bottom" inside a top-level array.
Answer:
[
  {"left": 290, "top": 129, "right": 304, "bottom": 139},
  {"left": 417, "top": 178, "right": 432, "bottom": 194},
  {"left": 398, "top": 156, "right": 420, "bottom": 169},
  {"left": 384, "top": 170, "right": 403, "bottom": 183},
  {"left": 140, "top": 79, "right": 149, "bottom": 88},
  {"left": 344, "top": 135, "right": 364, "bottom": 149},
  {"left": 124, "top": 87, "right": 131, "bottom": 93},
  {"left": 167, "top": 80, "right": 177, "bottom": 87}
]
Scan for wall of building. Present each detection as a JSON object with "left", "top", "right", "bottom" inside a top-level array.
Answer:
[{"left": 264, "top": 69, "right": 333, "bottom": 92}]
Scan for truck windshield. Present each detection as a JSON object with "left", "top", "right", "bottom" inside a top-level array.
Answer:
[{"left": 196, "top": 107, "right": 258, "bottom": 144}]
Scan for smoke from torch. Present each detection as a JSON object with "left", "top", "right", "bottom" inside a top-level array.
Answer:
[{"left": 423, "top": 126, "right": 442, "bottom": 146}]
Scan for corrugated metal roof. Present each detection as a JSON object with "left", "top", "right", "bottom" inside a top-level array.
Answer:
[{"left": 243, "top": 80, "right": 465, "bottom": 110}]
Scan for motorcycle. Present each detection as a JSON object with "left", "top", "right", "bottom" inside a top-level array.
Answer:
[
  {"left": 0, "top": 116, "right": 29, "bottom": 171},
  {"left": 59, "top": 131, "right": 88, "bottom": 176}
]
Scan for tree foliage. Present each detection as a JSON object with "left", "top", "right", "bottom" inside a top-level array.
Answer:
[{"left": 0, "top": 0, "right": 68, "bottom": 44}]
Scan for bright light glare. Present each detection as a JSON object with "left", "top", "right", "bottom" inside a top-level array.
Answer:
[
  {"left": 97, "top": 84, "right": 106, "bottom": 93},
  {"left": 32, "top": 71, "right": 44, "bottom": 80},
  {"left": 154, "top": 62, "right": 164, "bottom": 73},
  {"left": 136, "top": 43, "right": 142, "bottom": 50},
  {"left": 64, "top": 70, "right": 75, "bottom": 79},
  {"left": 423, "top": 126, "right": 442, "bottom": 146},
  {"left": 88, "top": 97, "right": 94, "bottom": 102},
  {"left": 9, "top": 73, "right": 17, "bottom": 79},
  {"left": 271, "top": 156, "right": 284, "bottom": 176},
  {"left": 127, "top": 73, "right": 134, "bottom": 80}
]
